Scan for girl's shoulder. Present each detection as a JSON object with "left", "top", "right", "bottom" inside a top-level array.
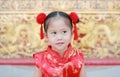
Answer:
[
  {"left": 33, "top": 50, "right": 46, "bottom": 58},
  {"left": 72, "top": 48, "right": 83, "bottom": 56},
  {"left": 33, "top": 50, "right": 47, "bottom": 68},
  {"left": 70, "top": 48, "right": 84, "bottom": 61}
]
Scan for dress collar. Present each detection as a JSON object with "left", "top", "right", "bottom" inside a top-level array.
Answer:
[{"left": 46, "top": 44, "right": 73, "bottom": 59}]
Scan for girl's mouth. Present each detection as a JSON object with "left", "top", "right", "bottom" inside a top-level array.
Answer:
[{"left": 56, "top": 42, "right": 64, "bottom": 45}]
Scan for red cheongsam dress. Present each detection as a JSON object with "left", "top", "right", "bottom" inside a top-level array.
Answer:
[{"left": 33, "top": 44, "right": 84, "bottom": 77}]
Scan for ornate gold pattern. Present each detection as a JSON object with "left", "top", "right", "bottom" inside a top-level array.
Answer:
[{"left": 0, "top": 0, "right": 120, "bottom": 58}]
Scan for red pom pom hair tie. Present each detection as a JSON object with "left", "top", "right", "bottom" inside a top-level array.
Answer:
[
  {"left": 69, "top": 12, "right": 79, "bottom": 40},
  {"left": 36, "top": 13, "right": 46, "bottom": 39}
]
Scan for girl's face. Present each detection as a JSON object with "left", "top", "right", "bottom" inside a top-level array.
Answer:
[{"left": 46, "top": 17, "right": 73, "bottom": 54}]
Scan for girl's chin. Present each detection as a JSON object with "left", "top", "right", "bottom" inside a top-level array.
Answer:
[{"left": 54, "top": 46, "right": 67, "bottom": 52}]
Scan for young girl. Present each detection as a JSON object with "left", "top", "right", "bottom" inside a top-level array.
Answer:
[{"left": 33, "top": 11, "right": 87, "bottom": 77}]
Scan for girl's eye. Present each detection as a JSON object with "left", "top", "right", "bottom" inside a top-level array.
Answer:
[
  {"left": 63, "top": 31, "right": 67, "bottom": 33},
  {"left": 52, "top": 32, "right": 57, "bottom": 34}
]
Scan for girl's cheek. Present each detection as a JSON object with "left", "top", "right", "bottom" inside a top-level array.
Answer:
[
  {"left": 48, "top": 35, "right": 56, "bottom": 40},
  {"left": 48, "top": 34, "right": 56, "bottom": 38},
  {"left": 64, "top": 33, "right": 72, "bottom": 38}
]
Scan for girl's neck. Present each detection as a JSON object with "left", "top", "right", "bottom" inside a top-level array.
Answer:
[{"left": 52, "top": 47, "right": 68, "bottom": 57}]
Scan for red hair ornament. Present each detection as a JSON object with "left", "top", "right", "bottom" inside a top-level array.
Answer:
[
  {"left": 36, "top": 13, "right": 46, "bottom": 39},
  {"left": 69, "top": 12, "right": 79, "bottom": 40}
]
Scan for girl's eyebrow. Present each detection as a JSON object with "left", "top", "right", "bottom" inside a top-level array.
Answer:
[
  {"left": 48, "top": 29, "right": 56, "bottom": 32},
  {"left": 60, "top": 28, "right": 69, "bottom": 30}
]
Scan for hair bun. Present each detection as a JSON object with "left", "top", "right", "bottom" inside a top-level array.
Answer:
[
  {"left": 36, "top": 13, "right": 46, "bottom": 24},
  {"left": 69, "top": 12, "right": 79, "bottom": 24}
]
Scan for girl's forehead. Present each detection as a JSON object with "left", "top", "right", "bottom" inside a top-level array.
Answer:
[
  {"left": 48, "top": 18, "right": 70, "bottom": 29},
  {"left": 51, "top": 16, "right": 69, "bottom": 22},
  {"left": 49, "top": 16, "right": 71, "bottom": 26}
]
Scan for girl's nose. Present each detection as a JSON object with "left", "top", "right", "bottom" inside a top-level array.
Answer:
[{"left": 57, "top": 34, "right": 63, "bottom": 40}]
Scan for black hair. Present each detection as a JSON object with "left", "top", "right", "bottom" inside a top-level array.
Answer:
[{"left": 44, "top": 11, "right": 73, "bottom": 33}]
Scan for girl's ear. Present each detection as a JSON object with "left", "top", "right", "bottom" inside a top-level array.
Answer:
[
  {"left": 71, "top": 28, "right": 74, "bottom": 35},
  {"left": 45, "top": 33, "right": 48, "bottom": 38},
  {"left": 45, "top": 33, "right": 48, "bottom": 42}
]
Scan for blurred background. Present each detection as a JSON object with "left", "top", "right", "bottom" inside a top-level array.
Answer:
[{"left": 0, "top": 0, "right": 120, "bottom": 77}]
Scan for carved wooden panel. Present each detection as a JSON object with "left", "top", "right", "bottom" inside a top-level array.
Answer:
[{"left": 0, "top": 0, "right": 120, "bottom": 59}]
